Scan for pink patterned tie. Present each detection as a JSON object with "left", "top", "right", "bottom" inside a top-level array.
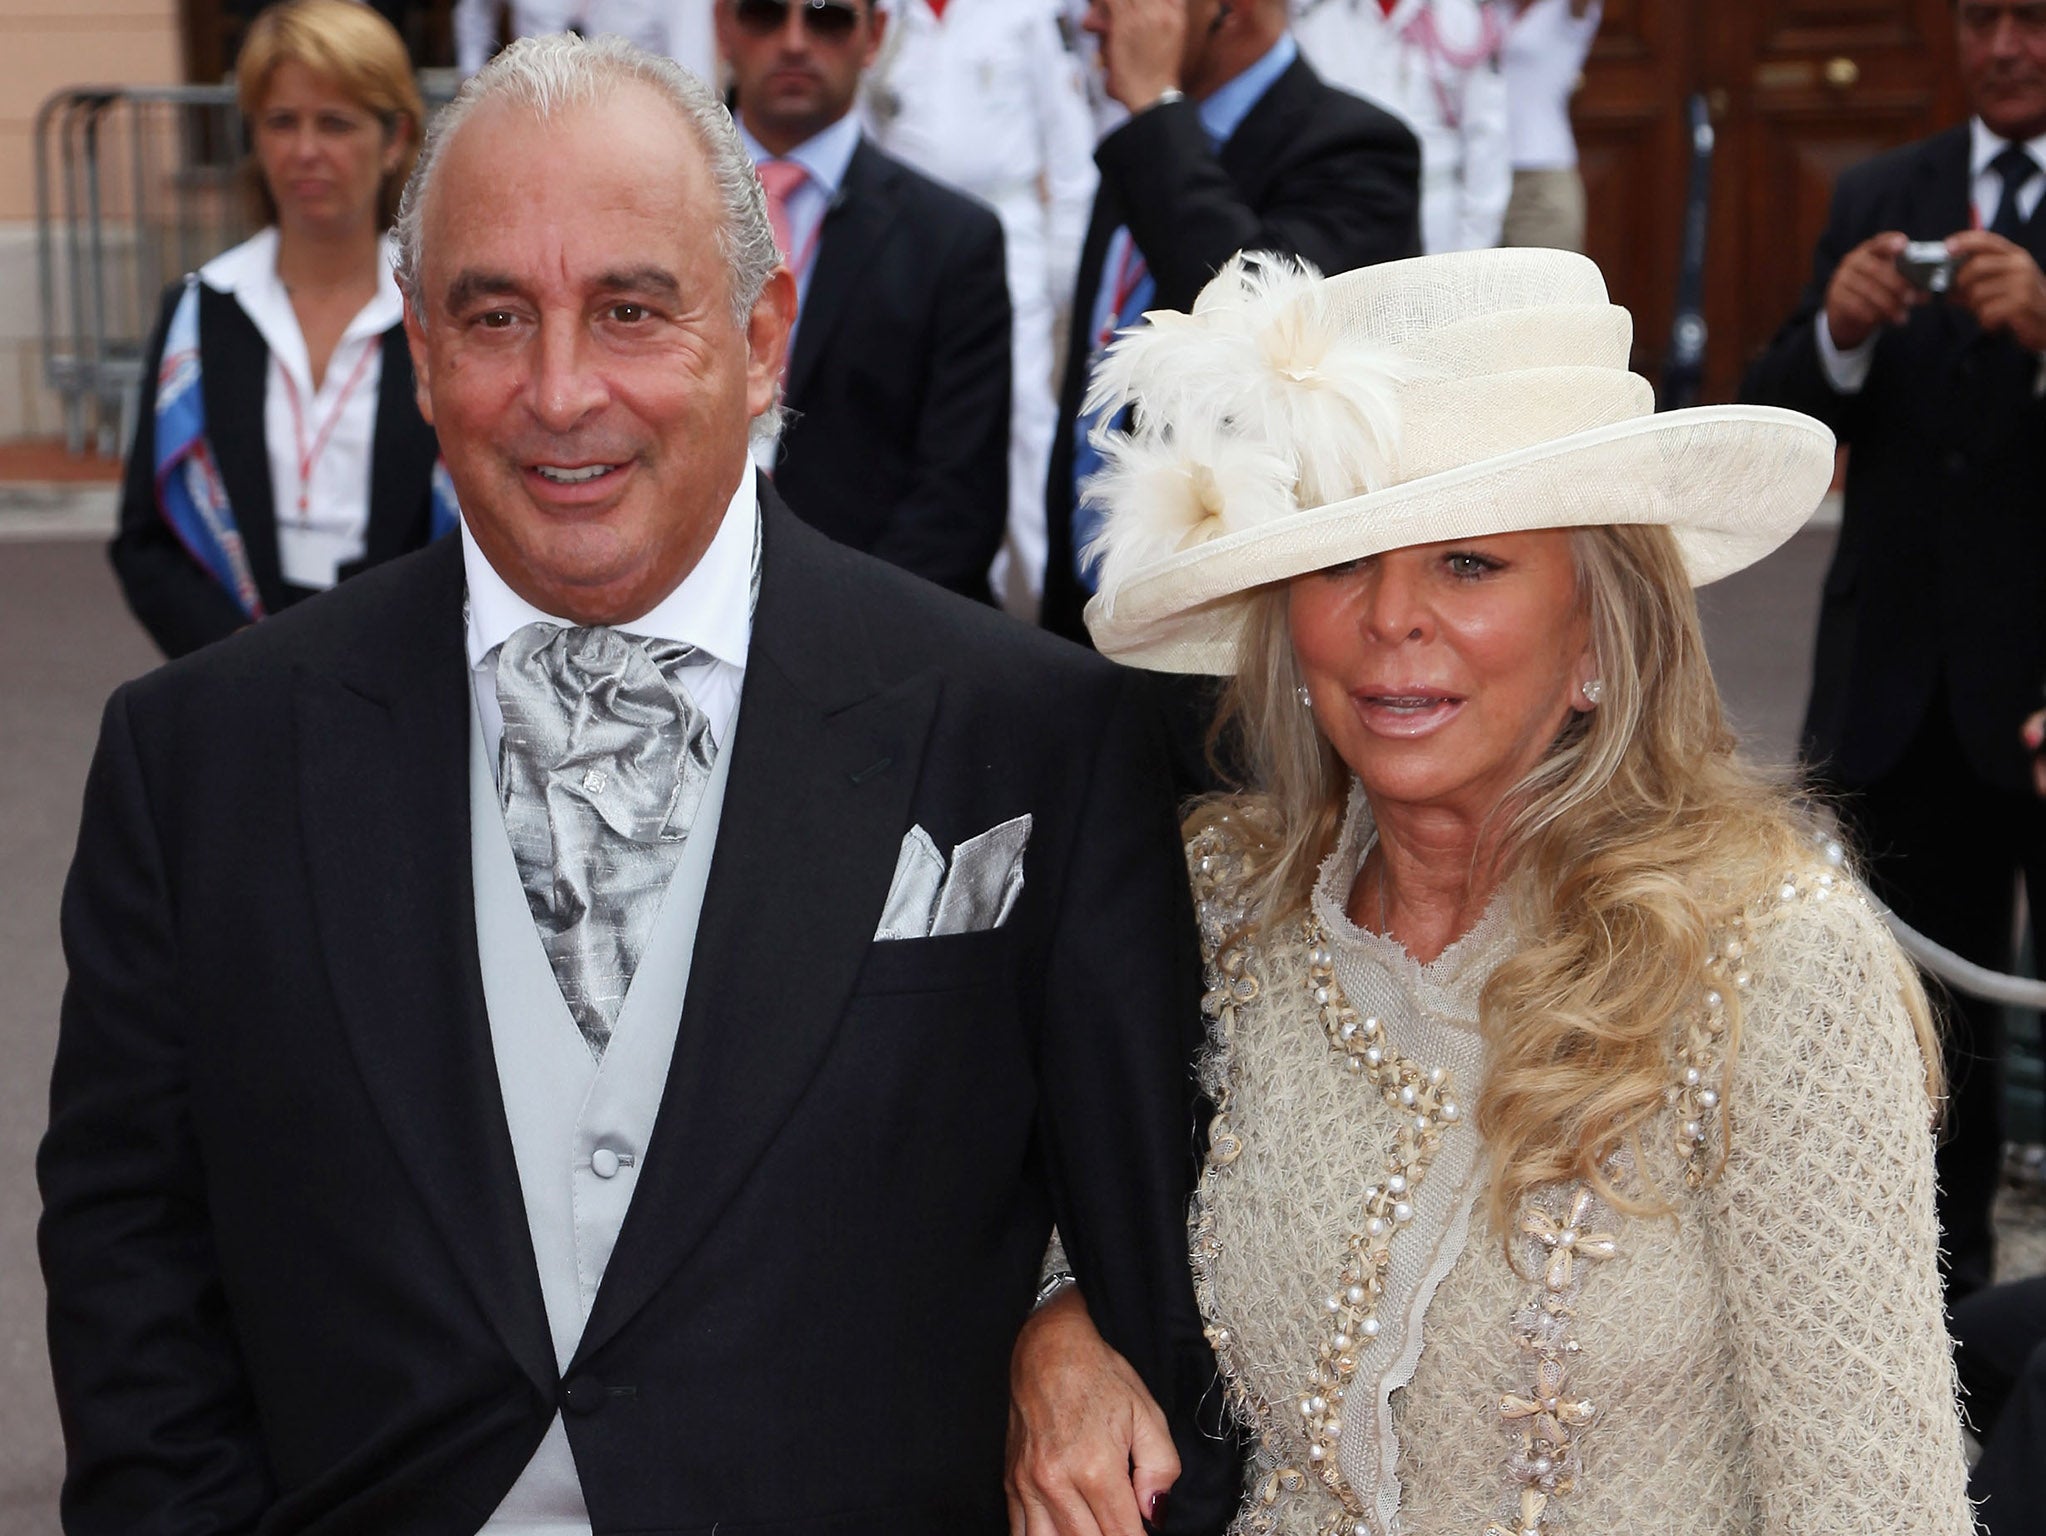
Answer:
[{"left": 756, "top": 158, "right": 810, "bottom": 268}]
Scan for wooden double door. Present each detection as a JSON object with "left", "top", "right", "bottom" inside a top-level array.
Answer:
[{"left": 1578, "top": 0, "right": 1968, "bottom": 402}]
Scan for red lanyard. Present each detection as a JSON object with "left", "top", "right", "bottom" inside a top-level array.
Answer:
[
  {"left": 1097, "top": 236, "right": 1150, "bottom": 353},
  {"left": 278, "top": 340, "right": 376, "bottom": 520}
]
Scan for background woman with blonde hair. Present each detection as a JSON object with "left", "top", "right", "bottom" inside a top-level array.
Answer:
[
  {"left": 1005, "top": 247, "right": 1972, "bottom": 1535},
  {"left": 113, "top": 0, "right": 449, "bottom": 658}
]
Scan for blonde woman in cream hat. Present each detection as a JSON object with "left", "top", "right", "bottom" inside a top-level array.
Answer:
[{"left": 1004, "top": 247, "right": 1973, "bottom": 1536}]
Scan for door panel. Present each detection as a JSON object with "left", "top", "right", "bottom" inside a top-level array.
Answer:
[
  {"left": 1570, "top": 0, "right": 1964, "bottom": 400},
  {"left": 1704, "top": 0, "right": 1965, "bottom": 398}
]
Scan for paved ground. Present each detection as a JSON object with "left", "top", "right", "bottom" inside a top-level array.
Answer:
[{"left": 0, "top": 501, "right": 2037, "bottom": 1530}]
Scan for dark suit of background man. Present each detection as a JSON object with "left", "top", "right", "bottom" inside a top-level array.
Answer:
[
  {"left": 38, "top": 35, "right": 1234, "bottom": 1536},
  {"left": 1741, "top": 0, "right": 2046, "bottom": 1304},
  {"left": 718, "top": 0, "right": 1012, "bottom": 605},
  {"left": 1040, "top": 0, "right": 1422, "bottom": 646}
]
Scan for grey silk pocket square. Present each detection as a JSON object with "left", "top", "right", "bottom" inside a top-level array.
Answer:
[{"left": 875, "top": 814, "right": 1032, "bottom": 940}]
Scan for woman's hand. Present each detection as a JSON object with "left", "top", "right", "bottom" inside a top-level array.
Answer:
[{"left": 1007, "top": 1287, "right": 1180, "bottom": 1536}]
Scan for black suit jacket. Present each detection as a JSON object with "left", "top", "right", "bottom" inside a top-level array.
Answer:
[
  {"left": 1741, "top": 125, "right": 2046, "bottom": 793},
  {"left": 112, "top": 281, "right": 443, "bottom": 660},
  {"left": 40, "top": 488, "right": 1235, "bottom": 1536},
  {"left": 1040, "top": 56, "right": 1422, "bottom": 642},
  {"left": 771, "top": 139, "right": 1012, "bottom": 606}
]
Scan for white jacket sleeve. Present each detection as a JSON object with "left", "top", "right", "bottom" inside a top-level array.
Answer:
[{"left": 1456, "top": 52, "right": 1512, "bottom": 251}]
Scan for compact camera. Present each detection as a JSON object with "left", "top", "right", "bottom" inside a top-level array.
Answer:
[{"left": 1895, "top": 241, "right": 1962, "bottom": 294}]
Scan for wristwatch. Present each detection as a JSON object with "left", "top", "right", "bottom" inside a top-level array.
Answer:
[{"left": 1141, "top": 88, "right": 1187, "bottom": 112}]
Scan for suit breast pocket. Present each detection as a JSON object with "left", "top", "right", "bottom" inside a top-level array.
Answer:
[{"left": 851, "top": 927, "right": 1020, "bottom": 996}]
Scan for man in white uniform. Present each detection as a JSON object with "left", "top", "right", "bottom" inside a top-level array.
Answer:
[
  {"left": 1293, "top": 0, "right": 1510, "bottom": 254},
  {"left": 453, "top": 0, "right": 717, "bottom": 79},
  {"left": 862, "top": 0, "right": 1098, "bottom": 618}
]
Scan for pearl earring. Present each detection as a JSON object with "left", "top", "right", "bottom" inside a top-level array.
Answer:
[
  {"left": 1580, "top": 678, "right": 1604, "bottom": 707},
  {"left": 1297, "top": 686, "right": 1313, "bottom": 709}
]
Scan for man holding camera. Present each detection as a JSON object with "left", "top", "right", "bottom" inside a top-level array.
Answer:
[{"left": 1741, "top": 0, "right": 2046, "bottom": 1304}]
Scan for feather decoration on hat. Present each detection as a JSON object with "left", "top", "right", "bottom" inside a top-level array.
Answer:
[
  {"left": 1077, "top": 415, "right": 1296, "bottom": 600},
  {"left": 1081, "top": 253, "right": 1414, "bottom": 550}
]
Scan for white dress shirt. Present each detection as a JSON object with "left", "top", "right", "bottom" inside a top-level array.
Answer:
[
  {"left": 462, "top": 460, "right": 758, "bottom": 765},
  {"left": 197, "top": 227, "right": 403, "bottom": 592},
  {"left": 1817, "top": 118, "right": 2046, "bottom": 393}
]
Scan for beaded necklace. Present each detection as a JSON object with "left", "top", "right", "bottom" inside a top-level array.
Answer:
[{"left": 1292, "top": 912, "right": 1465, "bottom": 1524}]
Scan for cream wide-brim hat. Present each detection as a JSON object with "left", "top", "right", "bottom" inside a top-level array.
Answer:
[{"left": 1079, "top": 247, "right": 1835, "bottom": 674}]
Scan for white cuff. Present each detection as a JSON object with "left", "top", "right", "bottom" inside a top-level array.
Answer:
[{"left": 1815, "top": 311, "right": 1875, "bottom": 394}]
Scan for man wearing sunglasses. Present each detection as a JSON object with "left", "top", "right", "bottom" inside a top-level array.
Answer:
[
  {"left": 718, "top": 0, "right": 1015, "bottom": 606},
  {"left": 1742, "top": 0, "right": 2046, "bottom": 1313}
]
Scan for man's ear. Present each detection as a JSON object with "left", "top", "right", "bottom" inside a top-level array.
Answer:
[
  {"left": 403, "top": 297, "right": 435, "bottom": 426},
  {"left": 744, "top": 266, "right": 798, "bottom": 420}
]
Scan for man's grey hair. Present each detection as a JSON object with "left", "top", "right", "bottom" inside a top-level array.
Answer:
[{"left": 393, "top": 33, "right": 786, "bottom": 435}]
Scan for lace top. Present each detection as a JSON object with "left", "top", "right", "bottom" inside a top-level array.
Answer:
[{"left": 1187, "top": 804, "right": 1974, "bottom": 1536}]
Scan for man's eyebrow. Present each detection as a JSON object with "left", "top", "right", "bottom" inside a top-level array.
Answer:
[
  {"left": 443, "top": 270, "right": 523, "bottom": 313},
  {"left": 592, "top": 267, "right": 683, "bottom": 304}
]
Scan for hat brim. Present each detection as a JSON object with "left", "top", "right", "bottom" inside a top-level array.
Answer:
[{"left": 1083, "top": 404, "right": 1835, "bottom": 674}]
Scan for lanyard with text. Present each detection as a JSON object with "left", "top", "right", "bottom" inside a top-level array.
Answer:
[{"left": 278, "top": 340, "right": 377, "bottom": 522}]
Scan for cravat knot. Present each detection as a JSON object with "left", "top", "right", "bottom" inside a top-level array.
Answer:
[{"left": 493, "top": 622, "right": 718, "bottom": 1057}]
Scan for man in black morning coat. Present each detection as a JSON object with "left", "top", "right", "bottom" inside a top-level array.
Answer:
[
  {"left": 1741, "top": 0, "right": 2046, "bottom": 1301},
  {"left": 38, "top": 34, "right": 1233, "bottom": 1536}
]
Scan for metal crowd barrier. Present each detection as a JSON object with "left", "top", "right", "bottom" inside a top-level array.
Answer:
[
  {"left": 34, "top": 79, "right": 455, "bottom": 459},
  {"left": 35, "top": 85, "right": 253, "bottom": 457}
]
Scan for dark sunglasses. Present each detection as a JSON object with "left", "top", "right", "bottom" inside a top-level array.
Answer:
[{"left": 732, "top": 0, "right": 864, "bottom": 41}]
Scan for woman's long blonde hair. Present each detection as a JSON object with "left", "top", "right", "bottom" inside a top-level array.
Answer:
[{"left": 1190, "top": 522, "right": 1942, "bottom": 1233}]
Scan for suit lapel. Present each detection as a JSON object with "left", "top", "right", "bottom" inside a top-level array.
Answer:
[
  {"left": 296, "top": 539, "right": 557, "bottom": 1396},
  {"left": 1911, "top": 125, "right": 1973, "bottom": 241},
  {"left": 363, "top": 323, "right": 437, "bottom": 565},
  {"left": 784, "top": 140, "right": 900, "bottom": 407},
  {"left": 199, "top": 287, "right": 287, "bottom": 612},
  {"left": 573, "top": 493, "right": 940, "bottom": 1363}
]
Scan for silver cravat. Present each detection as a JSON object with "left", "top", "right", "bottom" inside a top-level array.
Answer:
[{"left": 493, "top": 623, "right": 718, "bottom": 1059}]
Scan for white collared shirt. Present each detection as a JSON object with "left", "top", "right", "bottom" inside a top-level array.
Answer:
[
  {"left": 1816, "top": 117, "right": 2046, "bottom": 391},
  {"left": 463, "top": 461, "right": 758, "bottom": 776},
  {"left": 198, "top": 227, "right": 404, "bottom": 592},
  {"left": 737, "top": 111, "right": 863, "bottom": 321}
]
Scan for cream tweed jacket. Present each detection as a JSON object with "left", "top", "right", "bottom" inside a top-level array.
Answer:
[{"left": 1186, "top": 813, "right": 1976, "bottom": 1536}]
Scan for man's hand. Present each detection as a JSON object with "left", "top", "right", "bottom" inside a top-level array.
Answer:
[
  {"left": 1095, "top": 0, "right": 1190, "bottom": 113},
  {"left": 1007, "top": 1288, "right": 1180, "bottom": 1536},
  {"left": 2023, "top": 708, "right": 2046, "bottom": 796},
  {"left": 1948, "top": 229, "right": 2046, "bottom": 352},
  {"left": 1823, "top": 231, "right": 1921, "bottom": 351}
]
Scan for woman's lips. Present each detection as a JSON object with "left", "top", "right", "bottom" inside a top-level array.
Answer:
[{"left": 1350, "top": 689, "right": 1465, "bottom": 738}]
